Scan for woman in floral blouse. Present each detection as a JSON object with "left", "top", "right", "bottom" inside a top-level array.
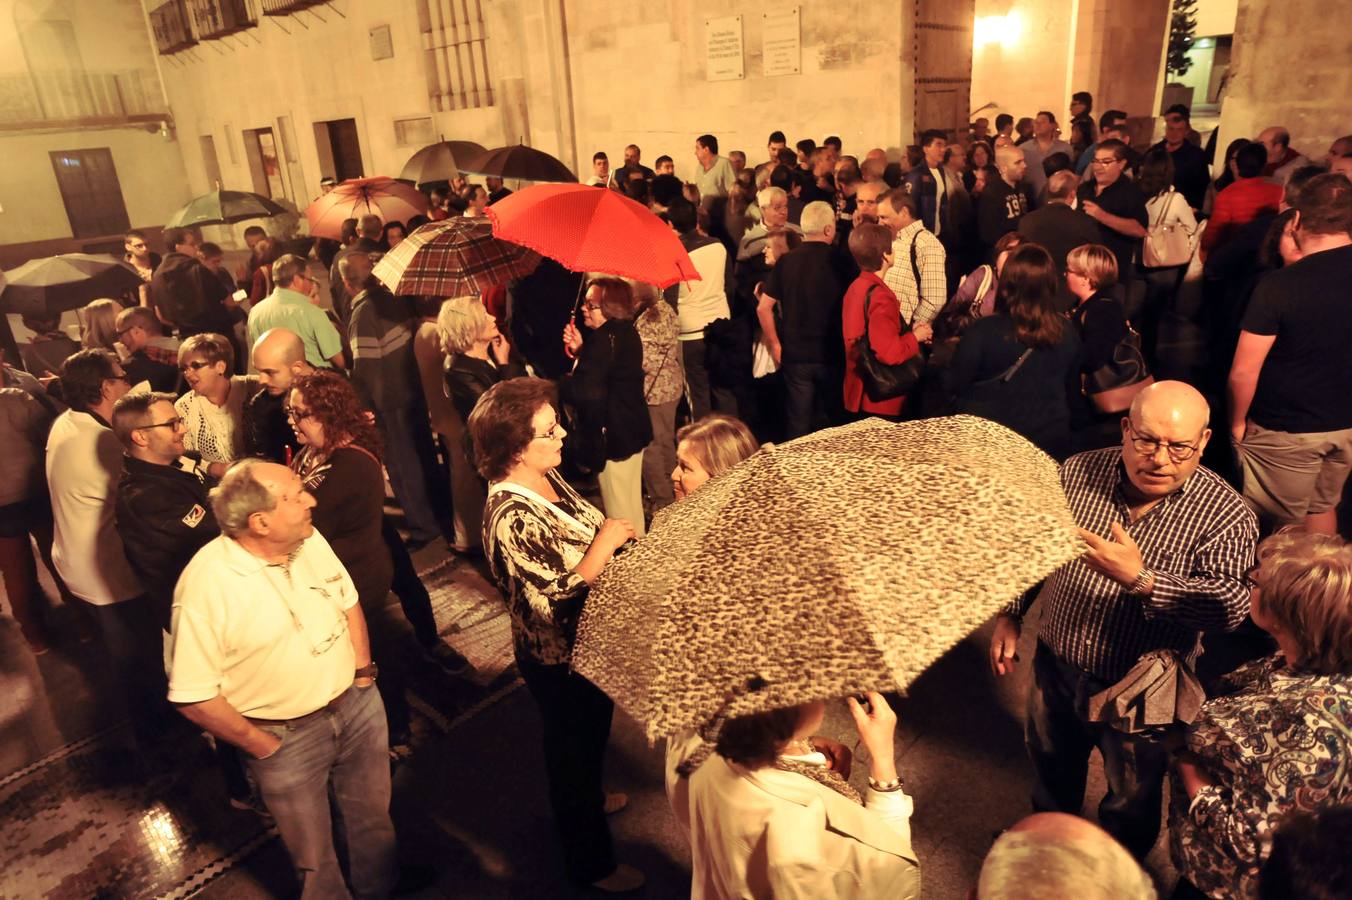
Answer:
[
  {"left": 467, "top": 376, "right": 645, "bottom": 894},
  {"left": 1171, "top": 530, "right": 1352, "bottom": 899}
]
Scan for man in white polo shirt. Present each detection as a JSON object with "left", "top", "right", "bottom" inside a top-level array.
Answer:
[
  {"left": 168, "top": 459, "right": 396, "bottom": 898},
  {"left": 47, "top": 349, "right": 170, "bottom": 752}
]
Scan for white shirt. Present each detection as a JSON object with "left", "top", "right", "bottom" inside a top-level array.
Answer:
[
  {"left": 677, "top": 241, "right": 732, "bottom": 340},
  {"left": 46, "top": 410, "right": 142, "bottom": 605},
  {"left": 175, "top": 375, "right": 254, "bottom": 464},
  {"left": 168, "top": 531, "right": 358, "bottom": 720}
]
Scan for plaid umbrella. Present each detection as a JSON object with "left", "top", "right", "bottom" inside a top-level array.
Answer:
[
  {"left": 488, "top": 183, "right": 699, "bottom": 288},
  {"left": 0, "top": 253, "right": 142, "bottom": 317},
  {"left": 304, "top": 176, "right": 429, "bottom": 240},
  {"left": 165, "top": 190, "right": 287, "bottom": 228},
  {"left": 372, "top": 217, "right": 540, "bottom": 297},
  {"left": 571, "top": 415, "right": 1083, "bottom": 742}
]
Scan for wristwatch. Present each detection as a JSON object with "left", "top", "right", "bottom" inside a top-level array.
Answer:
[{"left": 355, "top": 663, "right": 379, "bottom": 680}]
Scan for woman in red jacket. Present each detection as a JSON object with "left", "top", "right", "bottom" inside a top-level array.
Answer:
[{"left": 841, "top": 223, "right": 932, "bottom": 419}]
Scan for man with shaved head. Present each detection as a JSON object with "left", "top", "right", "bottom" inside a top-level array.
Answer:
[
  {"left": 1257, "top": 126, "right": 1312, "bottom": 185},
  {"left": 245, "top": 328, "right": 314, "bottom": 464},
  {"left": 977, "top": 144, "right": 1031, "bottom": 254},
  {"left": 977, "top": 812, "right": 1156, "bottom": 899},
  {"left": 991, "top": 380, "right": 1257, "bottom": 859}
]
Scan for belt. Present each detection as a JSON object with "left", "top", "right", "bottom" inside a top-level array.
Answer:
[{"left": 244, "top": 683, "right": 353, "bottom": 728}]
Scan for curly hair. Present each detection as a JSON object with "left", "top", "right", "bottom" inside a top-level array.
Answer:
[
  {"left": 1254, "top": 530, "right": 1352, "bottom": 675},
  {"left": 291, "top": 370, "right": 382, "bottom": 459},
  {"left": 715, "top": 705, "right": 809, "bottom": 770},
  {"left": 467, "top": 376, "right": 557, "bottom": 482}
]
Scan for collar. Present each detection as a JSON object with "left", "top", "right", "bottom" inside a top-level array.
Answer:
[
  {"left": 68, "top": 408, "right": 112, "bottom": 430},
  {"left": 1112, "top": 454, "right": 1196, "bottom": 504},
  {"left": 219, "top": 534, "right": 309, "bottom": 577},
  {"left": 273, "top": 287, "right": 311, "bottom": 305},
  {"left": 898, "top": 219, "right": 924, "bottom": 239}
]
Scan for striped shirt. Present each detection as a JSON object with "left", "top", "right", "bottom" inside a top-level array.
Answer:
[
  {"left": 1005, "top": 447, "right": 1258, "bottom": 681},
  {"left": 882, "top": 220, "right": 947, "bottom": 325},
  {"left": 347, "top": 285, "right": 417, "bottom": 412}
]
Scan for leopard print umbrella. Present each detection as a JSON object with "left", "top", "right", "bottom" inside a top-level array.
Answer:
[{"left": 572, "top": 415, "right": 1082, "bottom": 742}]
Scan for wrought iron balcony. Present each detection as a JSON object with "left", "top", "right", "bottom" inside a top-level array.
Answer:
[
  {"left": 188, "top": 0, "right": 257, "bottom": 39},
  {"left": 260, "top": 0, "right": 329, "bottom": 15},
  {"left": 0, "top": 69, "right": 167, "bottom": 131},
  {"left": 150, "top": 0, "right": 197, "bottom": 54}
]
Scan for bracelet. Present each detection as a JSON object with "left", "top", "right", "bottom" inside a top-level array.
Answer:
[
  {"left": 1127, "top": 567, "right": 1153, "bottom": 596},
  {"left": 868, "top": 776, "right": 904, "bottom": 792}
]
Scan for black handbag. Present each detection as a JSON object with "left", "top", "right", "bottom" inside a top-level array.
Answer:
[
  {"left": 854, "top": 238, "right": 928, "bottom": 402},
  {"left": 1083, "top": 322, "right": 1154, "bottom": 414}
]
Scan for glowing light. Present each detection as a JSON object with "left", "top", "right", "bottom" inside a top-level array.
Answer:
[
  {"left": 974, "top": 12, "right": 1023, "bottom": 49},
  {"left": 138, "top": 803, "right": 185, "bottom": 865}
]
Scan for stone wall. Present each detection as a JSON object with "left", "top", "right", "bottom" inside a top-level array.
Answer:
[{"left": 1218, "top": 0, "right": 1352, "bottom": 163}]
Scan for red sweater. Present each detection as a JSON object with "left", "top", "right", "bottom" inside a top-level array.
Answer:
[
  {"left": 1202, "top": 178, "right": 1284, "bottom": 257},
  {"left": 841, "top": 272, "right": 921, "bottom": 417}
]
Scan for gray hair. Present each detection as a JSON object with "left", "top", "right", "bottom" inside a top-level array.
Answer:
[
  {"left": 435, "top": 296, "right": 490, "bottom": 355},
  {"left": 799, "top": 200, "right": 836, "bottom": 237},
  {"left": 272, "top": 253, "right": 309, "bottom": 288},
  {"left": 756, "top": 185, "right": 786, "bottom": 209},
  {"left": 209, "top": 459, "right": 278, "bottom": 538},
  {"left": 977, "top": 829, "right": 1156, "bottom": 900}
]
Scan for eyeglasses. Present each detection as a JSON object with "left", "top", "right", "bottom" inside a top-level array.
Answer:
[
  {"left": 106, "top": 373, "right": 130, "bottom": 385},
  {"left": 180, "top": 360, "right": 214, "bottom": 373},
  {"left": 533, "top": 423, "right": 564, "bottom": 441},
  {"left": 1126, "top": 421, "right": 1200, "bottom": 462},
  {"left": 138, "top": 416, "right": 184, "bottom": 431},
  {"left": 583, "top": 303, "right": 602, "bottom": 312},
  {"left": 284, "top": 405, "right": 313, "bottom": 421},
  {"left": 1091, "top": 157, "right": 1122, "bottom": 167}
]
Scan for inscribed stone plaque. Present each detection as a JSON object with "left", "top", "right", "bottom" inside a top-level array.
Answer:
[
  {"left": 762, "top": 8, "right": 801, "bottom": 77},
  {"left": 369, "top": 25, "right": 393, "bottom": 61},
  {"left": 705, "top": 15, "right": 744, "bottom": 82}
]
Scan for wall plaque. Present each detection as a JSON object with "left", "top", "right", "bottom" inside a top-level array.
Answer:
[
  {"left": 762, "top": 8, "right": 801, "bottom": 77},
  {"left": 705, "top": 15, "right": 744, "bottom": 82}
]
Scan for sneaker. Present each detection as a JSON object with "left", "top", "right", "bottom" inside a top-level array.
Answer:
[
  {"left": 603, "top": 792, "right": 629, "bottom": 815},
  {"left": 590, "top": 864, "right": 645, "bottom": 893},
  {"left": 424, "top": 641, "right": 471, "bottom": 676}
]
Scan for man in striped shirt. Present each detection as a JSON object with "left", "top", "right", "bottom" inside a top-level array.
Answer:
[{"left": 990, "top": 381, "right": 1257, "bottom": 858}]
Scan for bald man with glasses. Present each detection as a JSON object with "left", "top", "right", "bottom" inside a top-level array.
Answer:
[{"left": 990, "top": 381, "right": 1257, "bottom": 860}]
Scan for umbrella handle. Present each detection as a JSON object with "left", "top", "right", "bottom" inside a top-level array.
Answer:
[{"left": 572, "top": 274, "right": 587, "bottom": 318}]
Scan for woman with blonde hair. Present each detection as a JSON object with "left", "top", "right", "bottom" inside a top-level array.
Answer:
[
  {"left": 79, "top": 299, "right": 122, "bottom": 354},
  {"left": 671, "top": 413, "right": 760, "bottom": 500},
  {"left": 174, "top": 332, "right": 257, "bottom": 473},
  {"left": 1066, "top": 243, "right": 1132, "bottom": 450},
  {"left": 1171, "top": 530, "right": 1352, "bottom": 900}
]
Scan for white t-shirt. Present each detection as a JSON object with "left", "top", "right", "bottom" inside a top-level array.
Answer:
[
  {"left": 168, "top": 531, "right": 358, "bottom": 719},
  {"left": 46, "top": 410, "right": 143, "bottom": 605},
  {"left": 677, "top": 241, "right": 732, "bottom": 340}
]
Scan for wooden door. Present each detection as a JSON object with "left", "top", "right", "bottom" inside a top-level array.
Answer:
[
  {"left": 49, "top": 148, "right": 131, "bottom": 239},
  {"left": 914, "top": 0, "right": 975, "bottom": 141},
  {"left": 327, "top": 119, "right": 364, "bottom": 181}
]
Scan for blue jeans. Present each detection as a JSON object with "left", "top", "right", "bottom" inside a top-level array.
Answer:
[
  {"left": 781, "top": 361, "right": 837, "bottom": 439},
  {"left": 247, "top": 684, "right": 397, "bottom": 899},
  {"left": 377, "top": 404, "right": 444, "bottom": 543}
]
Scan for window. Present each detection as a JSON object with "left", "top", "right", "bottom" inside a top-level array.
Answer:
[
  {"left": 419, "top": 0, "right": 494, "bottom": 110},
  {"left": 49, "top": 148, "right": 132, "bottom": 239},
  {"left": 243, "top": 126, "right": 287, "bottom": 200},
  {"left": 393, "top": 117, "right": 435, "bottom": 147}
]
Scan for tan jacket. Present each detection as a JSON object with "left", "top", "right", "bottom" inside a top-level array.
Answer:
[{"left": 667, "top": 734, "right": 922, "bottom": 899}]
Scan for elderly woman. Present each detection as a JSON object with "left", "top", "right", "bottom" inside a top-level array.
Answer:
[
  {"left": 175, "top": 333, "right": 257, "bottom": 473},
  {"left": 469, "top": 376, "right": 643, "bottom": 893},
  {"left": 561, "top": 277, "right": 652, "bottom": 536},
  {"left": 631, "top": 281, "right": 683, "bottom": 510},
  {"left": 667, "top": 692, "right": 921, "bottom": 898},
  {"left": 671, "top": 413, "right": 760, "bottom": 500},
  {"left": 287, "top": 370, "right": 412, "bottom": 756},
  {"left": 1170, "top": 530, "right": 1352, "bottom": 900}
]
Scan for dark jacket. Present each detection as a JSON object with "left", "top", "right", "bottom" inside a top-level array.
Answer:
[
  {"left": 903, "top": 164, "right": 952, "bottom": 241},
  {"left": 329, "top": 237, "right": 383, "bottom": 328},
  {"left": 149, "top": 252, "right": 231, "bottom": 332},
  {"left": 559, "top": 318, "right": 653, "bottom": 470},
  {"left": 114, "top": 455, "right": 219, "bottom": 629},
  {"left": 295, "top": 445, "right": 392, "bottom": 606},
  {"left": 243, "top": 388, "right": 298, "bottom": 464},
  {"left": 1017, "top": 202, "right": 1104, "bottom": 312},
  {"left": 122, "top": 350, "right": 181, "bottom": 394},
  {"left": 445, "top": 354, "right": 526, "bottom": 425}
]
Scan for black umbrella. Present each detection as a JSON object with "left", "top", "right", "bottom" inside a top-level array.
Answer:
[
  {"left": 463, "top": 144, "right": 577, "bottom": 183},
  {"left": 0, "top": 253, "right": 143, "bottom": 317},
  {"left": 400, "top": 140, "right": 489, "bottom": 186},
  {"left": 165, "top": 190, "right": 288, "bottom": 228}
]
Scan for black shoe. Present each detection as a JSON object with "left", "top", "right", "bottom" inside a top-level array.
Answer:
[{"left": 424, "top": 641, "right": 472, "bottom": 676}]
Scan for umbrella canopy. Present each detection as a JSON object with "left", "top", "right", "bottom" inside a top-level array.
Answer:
[
  {"left": 466, "top": 144, "right": 577, "bottom": 183},
  {"left": 372, "top": 216, "right": 540, "bottom": 298},
  {"left": 304, "top": 176, "right": 429, "bottom": 240},
  {"left": 399, "top": 140, "right": 489, "bottom": 186},
  {"left": 488, "top": 183, "right": 700, "bottom": 288},
  {"left": 165, "top": 190, "right": 288, "bottom": 228},
  {"left": 0, "top": 253, "right": 142, "bottom": 317},
  {"left": 571, "top": 415, "right": 1083, "bottom": 741}
]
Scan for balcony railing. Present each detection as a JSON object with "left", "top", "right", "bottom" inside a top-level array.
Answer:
[
  {"left": 260, "top": 0, "right": 328, "bottom": 15},
  {"left": 0, "top": 69, "right": 167, "bottom": 130},
  {"left": 150, "top": 0, "right": 197, "bottom": 54},
  {"left": 189, "top": 0, "right": 257, "bottom": 39}
]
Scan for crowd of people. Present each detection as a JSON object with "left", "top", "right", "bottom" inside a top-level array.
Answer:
[{"left": 1, "top": 94, "right": 1351, "bottom": 899}]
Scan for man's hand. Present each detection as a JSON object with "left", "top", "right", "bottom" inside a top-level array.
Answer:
[
  {"left": 1079, "top": 522, "right": 1145, "bottom": 588},
  {"left": 1081, "top": 200, "right": 1104, "bottom": 222},
  {"left": 354, "top": 675, "right": 375, "bottom": 689},
  {"left": 990, "top": 615, "right": 1021, "bottom": 676},
  {"left": 252, "top": 729, "right": 283, "bottom": 760}
]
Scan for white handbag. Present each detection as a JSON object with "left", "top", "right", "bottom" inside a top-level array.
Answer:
[{"left": 1143, "top": 188, "right": 1194, "bottom": 268}]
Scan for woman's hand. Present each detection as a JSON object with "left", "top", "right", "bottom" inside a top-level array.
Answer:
[
  {"left": 847, "top": 692, "right": 899, "bottom": 783},
  {"left": 1174, "top": 752, "right": 1216, "bottom": 799},
  {"left": 489, "top": 334, "right": 511, "bottom": 365},
  {"left": 811, "top": 736, "right": 853, "bottom": 780},
  {"left": 562, "top": 322, "right": 583, "bottom": 358},
  {"left": 912, "top": 322, "right": 934, "bottom": 344},
  {"left": 594, "top": 518, "right": 636, "bottom": 555}
]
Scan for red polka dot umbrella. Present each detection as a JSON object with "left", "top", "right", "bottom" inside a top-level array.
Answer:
[{"left": 486, "top": 183, "right": 700, "bottom": 289}]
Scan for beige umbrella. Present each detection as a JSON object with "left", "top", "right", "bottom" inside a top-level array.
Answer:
[{"left": 572, "top": 415, "right": 1083, "bottom": 742}]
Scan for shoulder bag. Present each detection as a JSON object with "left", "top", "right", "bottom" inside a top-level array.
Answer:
[
  {"left": 1142, "top": 188, "right": 1194, "bottom": 268},
  {"left": 856, "top": 281, "right": 925, "bottom": 402},
  {"left": 1083, "top": 321, "right": 1155, "bottom": 413}
]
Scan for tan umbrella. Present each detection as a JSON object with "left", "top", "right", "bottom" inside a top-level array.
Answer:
[{"left": 572, "top": 415, "right": 1083, "bottom": 742}]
